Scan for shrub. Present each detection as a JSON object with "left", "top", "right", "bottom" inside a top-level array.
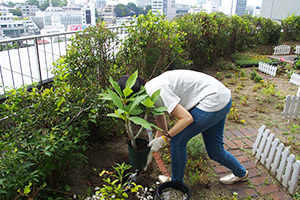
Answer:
[
  {"left": 117, "top": 11, "right": 187, "bottom": 80},
  {"left": 281, "top": 14, "right": 300, "bottom": 41},
  {"left": 52, "top": 21, "right": 122, "bottom": 139},
  {"left": 175, "top": 12, "right": 230, "bottom": 68},
  {"left": 247, "top": 16, "right": 281, "bottom": 45},
  {"left": 187, "top": 135, "right": 206, "bottom": 158},
  {"left": 0, "top": 84, "right": 90, "bottom": 199}
]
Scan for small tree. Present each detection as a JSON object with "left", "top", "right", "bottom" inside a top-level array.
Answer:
[{"left": 100, "top": 70, "right": 167, "bottom": 149}]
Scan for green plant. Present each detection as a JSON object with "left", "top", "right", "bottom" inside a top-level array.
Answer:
[
  {"left": 100, "top": 70, "right": 167, "bottom": 149},
  {"left": 0, "top": 83, "right": 90, "bottom": 199},
  {"left": 250, "top": 69, "right": 258, "bottom": 80},
  {"left": 187, "top": 135, "right": 206, "bottom": 158},
  {"left": 52, "top": 21, "right": 121, "bottom": 140},
  {"left": 117, "top": 11, "right": 187, "bottom": 79},
  {"left": 283, "top": 124, "right": 300, "bottom": 143},
  {"left": 227, "top": 107, "right": 245, "bottom": 124},
  {"left": 92, "top": 163, "right": 143, "bottom": 199},
  {"left": 293, "top": 55, "right": 300, "bottom": 69},
  {"left": 253, "top": 75, "right": 263, "bottom": 83}
]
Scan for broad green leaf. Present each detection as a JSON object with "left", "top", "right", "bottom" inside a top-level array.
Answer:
[
  {"left": 99, "top": 92, "right": 113, "bottom": 101},
  {"left": 153, "top": 107, "right": 168, "bottom": 113},
  {"left": 18, "top": 162, "right": 35, "bottom": 170},
  {"left": 109, "top": 76, "right": 122, "bottom": 97},
  {"left": 108, "top": 90, "right": 123, "bottom": 109},
  {"left": 142, "top": 97, "right": 154, "bottom": 108},
  {"left": 107, "top": 113, "right": 120, "bottom": 118},
  {"left": 129, "top": 94, "right": 148, "bottom": 113},
  {"left": 150, "top": 89, "right": 161, "bottom": 103},
  {"left": 129, "top": 106, "right": 143, "bottom": 116},
  {"left": 125, "top": 70, "right": 138, "bottom": 89},
  {"left": 123, "top": 87, "right": 133, "bottom": 98},
  {"left": 129, "top": 116, "right": 152, "bottom": 130},
  {"left": 0, "top": 189, "right": 7, "bottom": 194}
]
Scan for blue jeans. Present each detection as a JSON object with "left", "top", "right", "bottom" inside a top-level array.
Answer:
[{"left": 170, "top": 99, "right": 246, "bottom": 182}]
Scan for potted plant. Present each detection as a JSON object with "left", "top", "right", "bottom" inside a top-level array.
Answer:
[{"left": 100, "top": 70, "right": 167, "bottom": 169}]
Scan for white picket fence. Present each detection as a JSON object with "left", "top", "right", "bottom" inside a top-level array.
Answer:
[
  {"left": 273, "top": 45, "right": 291, "bottom": 55},
  {"left": 295, "top": 45, "right": 300, "bottom": 54},
  {"left": 290, "top": 73, "right": 300, "bottom": 86},
  {"left": 258, "top": 62, "right": 277, "bottom": 76},
  {"left": 282, "top": 95, "right": 300, "bottom": 119},
  {"left": 252, "top": 125, "right": 300, "bottom": 194}
]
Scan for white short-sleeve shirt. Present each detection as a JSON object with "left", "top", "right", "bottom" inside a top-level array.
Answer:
[{"left": 144, "top": 69, "right": 231, "bottom": 114}]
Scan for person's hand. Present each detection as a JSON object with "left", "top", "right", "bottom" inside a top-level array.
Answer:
[
  {"left": 148, "top": 136, "right": 167, "bottom": 152},
  {"left": 144, "top": 136, "right": 168, "bottom": 171}
]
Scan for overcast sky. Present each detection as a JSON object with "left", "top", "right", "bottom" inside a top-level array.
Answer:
[{"left": 5, "top": 0, "right": 262, "bottom": 7}]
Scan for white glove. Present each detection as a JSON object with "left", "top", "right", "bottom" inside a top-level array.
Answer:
[
  {"left": 144, "top": 136, "right": 168, "bottom": 171},
  {"left": 148, "top": 136, "right": 167, "bottom": 152}
]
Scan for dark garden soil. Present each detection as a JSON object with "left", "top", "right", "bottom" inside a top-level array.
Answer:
[{"left": 62, "top": 43, "right": 300, "bottom": 200}]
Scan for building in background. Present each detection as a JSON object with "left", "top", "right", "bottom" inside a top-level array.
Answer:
[
  {"left": 152, "top": 0, "right": 164, "bottom": 14},
  {"left": 204, "top": 0, "right": 222, "bottom": 13},
  {"left": 176, "top": 4, "right": 190, "bottom": 16},
  {"left": 166, "top": 0, "right": 176, "bottom": 20},
  {"left": 95, "top": 0, "right": 106, "bottom": 9},
  {"left": 81, "top": 2, "right": 96, "bottom": 25},
  {"left": 246, "top": 5, "right": 260, "bottom": 16},
  {"left": 219, "top": 0, "right": 247, "bottom": 16},
  {"left": 197, "top": 0, "right": 206, "bottom": 4},
  {"left": 260, "top": 0, "right": 300, "bottom": 21},
  {"left": 135, "top": 0, "right": 152, "bottom": 7},
  {"left": 15, "top": 4, "right": 41, "bottom": 17}
]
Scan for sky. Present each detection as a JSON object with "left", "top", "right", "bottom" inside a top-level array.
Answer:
[{"left": 5, "top": 0, "right": 262, "bottom": 7}]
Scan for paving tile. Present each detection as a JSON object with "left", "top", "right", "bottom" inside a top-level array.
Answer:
[
  {"left": 239, "top": 129, "right": 255, "bottom": 138},
  {"left": 248, "top": 128, "right": 259, "bottom": 136},
  {"left": 248, "top": 168, "right": 263, "bottom": 178},
  {"left": 241, "top": 138, "right": 253, "bottom": 149},
  {"left": 225, "top": 140, "right": 239, "bottom": 150},
  {"left": 231, "top": 130, "right": 245, "bottom": 138},
  {"left": 224, "top": 130, "right": 235, "bottom": 140},
  {"left": 236, "top": 155, "right": 250, "bottom": 163},
  {"left": 224, "top": 181, "right": 248, "bottom": 190},
  {"left": 269, "top": 192, "right": 293, "bottom": 200},
  {"left": 255, "top": 183, "right": 281, "bottom": 195},
  {"left": 153, "top": 152, "right": 170, "bottom": 177},
  {"left": 242, "top": 161, "right": 256, "bottom": 170},
  {"left": 209, "top": 160, "right": 220, "bottom": 167},
  {"left": 234, "top": 188, "right": 258, "bottom": 199},
  {"left": 229, "top": 149, "right": 244, "bottom": 156},
  {"left": 250, "top": 175, "right": 271, "bottom": 186},
  {"left": 232, "top": 139, "right": 244, "bottom": 149},
  {"left": 215, "top": 165, "right": 231, "bottom": 174}
]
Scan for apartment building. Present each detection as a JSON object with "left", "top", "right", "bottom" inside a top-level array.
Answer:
[
  {"left": 261, "top": 0, "right": 300, "bottom": 21},
  {"left": 15, "top": 4, "right": 40, "bottom": 17}
]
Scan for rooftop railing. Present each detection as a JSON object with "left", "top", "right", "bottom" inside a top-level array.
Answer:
[{"left": 0, "top": 25, "right": 126, "bottom": 96}]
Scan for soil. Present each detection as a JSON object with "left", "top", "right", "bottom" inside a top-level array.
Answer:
[{"left": 62, "top": 44, "right": 300, "bottom": 200}]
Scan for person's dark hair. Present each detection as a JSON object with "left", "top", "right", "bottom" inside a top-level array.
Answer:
[{"left": 117, "top": 75, "right": 145, "bottom": 95}]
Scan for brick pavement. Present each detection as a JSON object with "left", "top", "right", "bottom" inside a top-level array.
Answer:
[{"left": 153, "top": 128, "right": 294, "bottom": 200}]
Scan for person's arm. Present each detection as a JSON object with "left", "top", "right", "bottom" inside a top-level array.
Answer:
[
  {"left": 155, "top": 114, "right": 168, "bottom": 138},
  {"left": 154, "top": 103, "right": 194, "bottom": 139},
  {"left": 167, "top": 103, "right": 194, "bottom": 138}
]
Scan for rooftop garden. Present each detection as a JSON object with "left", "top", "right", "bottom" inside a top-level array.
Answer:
[{"left": 1, "top": 11, "right": 300, "bottom": 200}]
